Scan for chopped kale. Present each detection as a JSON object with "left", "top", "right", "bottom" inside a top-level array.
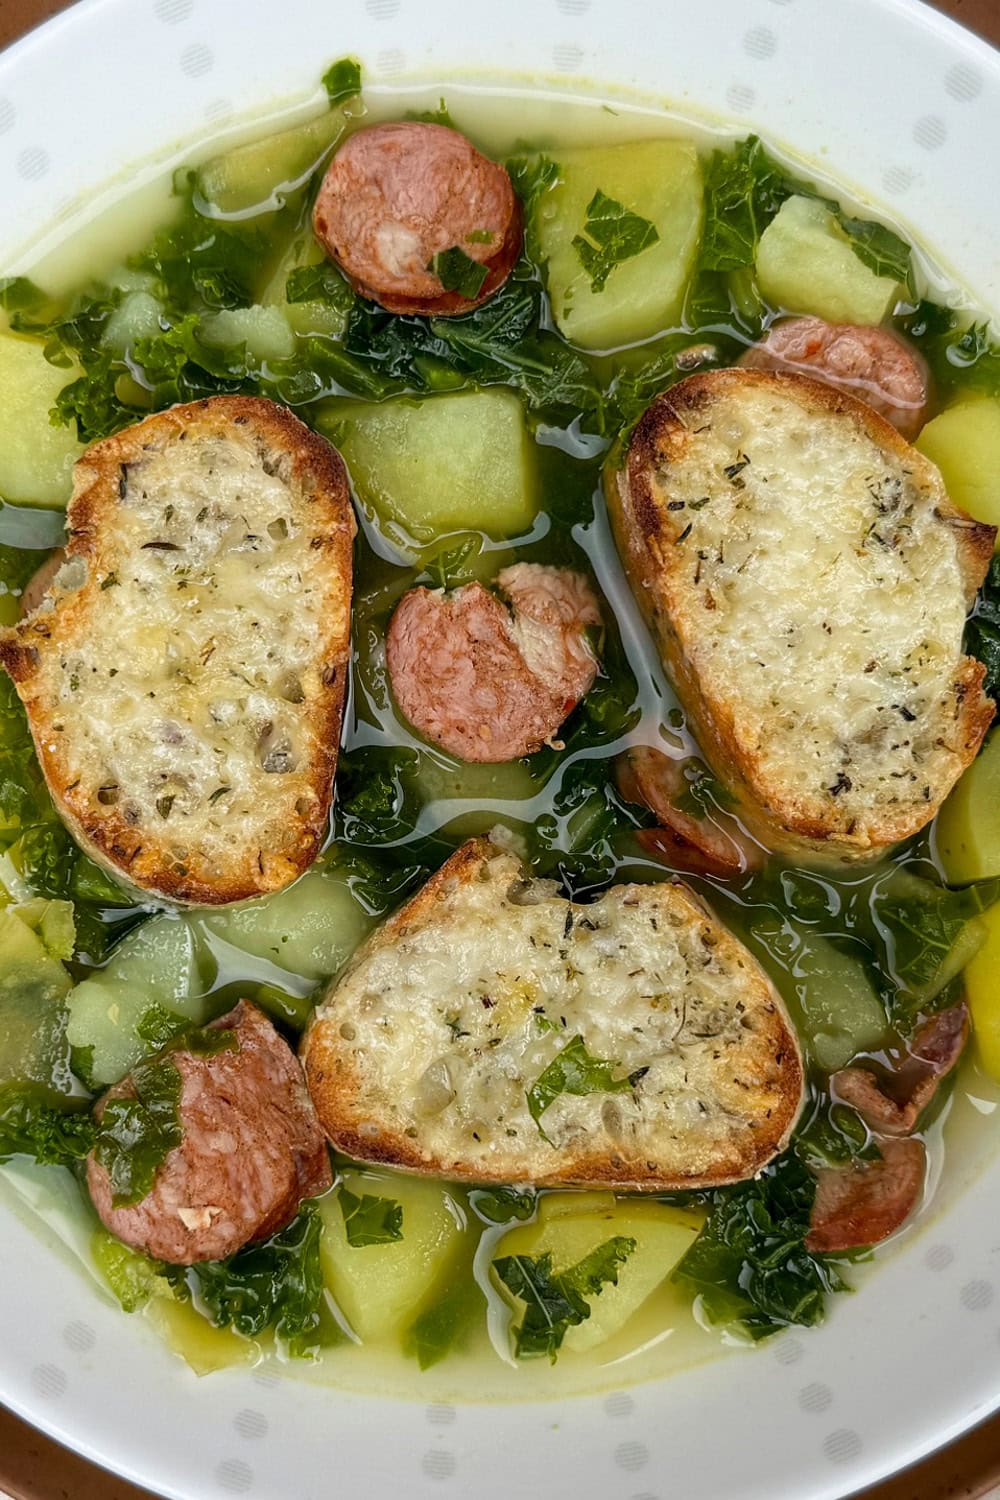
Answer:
[
  {"left": 322, "top": 56, "right": 363, "bottom": 106},
  {"left": 572, "top": 189, "right": 659, "bottom": 293},
  {"left": 526, "top": 1035, "right": 642, "bottom": 1142},
  {"left": 494, "top": 1235, "right": 637, "bottom": 1360},
  {"left": 338, "top": 1187, "right": 404, "bottom": 1247}
]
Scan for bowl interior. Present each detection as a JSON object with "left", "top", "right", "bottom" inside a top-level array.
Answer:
[{"left": 1, "top": 3, "right": 999, "bottom": 1498}]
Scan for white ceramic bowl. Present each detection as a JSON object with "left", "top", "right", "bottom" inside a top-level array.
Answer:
[{"left": 1, "top": 3, "right": 999, "bottom": 1497}]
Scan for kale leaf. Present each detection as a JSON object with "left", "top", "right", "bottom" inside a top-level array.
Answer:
[
  {"left": 966, "top": 553, "right": 1000, "bottom": 702},
  {"left": 404, "top": 1277, "right": 482, "bottom": 1370},
  {"left": 526, "top": 1035, "right": 643, "bottom": 1141},
  {"left": 893, "top": 300, "right": 1000, "bottom": 404},
  {"left": 0, "top": 1087, "right": 96, "bottom": 1167},
  {"left": 697, "top": 136, "right": 790, "bottom": 273},
  {"left": 284, "top": 263, "right": 353, "bottom": 309},
  {"left": 673, "top": 1150, "right": 847, "bottom": 1338},
  {"left": 836, "top": 214, "right": 912, "bottom": 285},
  {"left": 870, "top": 869, "right": 1000, "bottom": 1018},
  {"left": 191, "top": 1201, "right": 334, "bottom": 1355},
  {"left": 572, "top": 189, "right": 659, "bottom": 293},
  {"left": 468, "top": 1186, "right": 537, "bottom": 1225},
  {"left": 334, "top": 746, "right": 420, "bottom": 845},
  {"left": 493, "top": 1235, "right": 637, "bottom": 1360},
  {"left": 338, "top": 1186, "right": 404, "bottom": 1247},
  {"left": 322, "top": 56, "right": 362, "bottom": 106}
]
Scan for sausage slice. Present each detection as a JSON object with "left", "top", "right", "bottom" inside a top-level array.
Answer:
[
  {"left": 832, "top": 1002, "right": 969, "bottom": 1136},
  {"left": 805, "top": 1136, "right": 926, "bottom": 1253},
  {"left": 19, "top": 547, "right": 67, "bottom": 618},
  {"left": 87, "top": 1001, "right": 331, "bottom": 1264},
  {"left": 313, "top": 122, "right": 523, "bottom": 316},
  {"left": 386, "top": 562, "right": 601, "bottom": 762},
  {"left": 739, "top": 317, "right": 931, "bottom": 439},
  {"left": 616, "top": 745, "right": 762, "bottom": 878}
]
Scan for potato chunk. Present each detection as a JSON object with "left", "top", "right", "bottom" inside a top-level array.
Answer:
[
  {"left": 917, "top": 400, "right": 1000, "bottom": 533},
  {"left": 0, "top": 333, "right": 84, "bottom": 506},
  {"left": 534, "top": 140, "right": 703, "bottom": 349},
  {"left": 756, "top": 196, "right": 900, "bottom": 326}
]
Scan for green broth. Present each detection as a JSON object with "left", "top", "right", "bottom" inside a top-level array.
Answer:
[{"left": 1, "top": 75, "right": 998, "bottom": 1398}]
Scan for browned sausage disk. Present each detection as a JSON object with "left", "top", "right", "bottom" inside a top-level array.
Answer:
[
  {"left": 832, "top": 1002, "right": 969, "bottom": 1137},
  {"left": 805, "top": 1136, "right": 926, "bottom": 1253},
  {"left": 615, "top": 745, "right": 763, "bottom": 879},
  {"left": 739, "top": 317, "right": 931, "bottom": 439},
  {"left": 313, "top": 122, "right": 523, "bottom": 315},
  {"left": 18, "top": 548, "right": 66, "bottom": 618},
  {"left": 86, "top": 1001, "right": 331, "bottom": 1264},
  {"left": 386, "top": 562, "right": 601, "bottom": 762}
]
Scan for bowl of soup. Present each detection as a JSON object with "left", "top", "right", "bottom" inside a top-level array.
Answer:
[{"left": 0, "top": 2, "right": 999, "bottom": 1497}]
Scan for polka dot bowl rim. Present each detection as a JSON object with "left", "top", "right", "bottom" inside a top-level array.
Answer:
[{"left": 1, "top": 2, "right": 999, "bottom": 1498}]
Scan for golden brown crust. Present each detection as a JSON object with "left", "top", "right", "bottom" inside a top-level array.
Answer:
[
  {"left": 607, "top": 369, "right": 996, "bottom": 863},
  {"left": 0, "top": 396, "right": 354, "bottom": 905},
  {"left": 303, "top": 839, "right": 804, "bottom": 1191}
]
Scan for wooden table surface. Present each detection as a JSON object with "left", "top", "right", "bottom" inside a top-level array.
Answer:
[{"left": 1, "top": 0, "right": 999, "bottom": 1496}]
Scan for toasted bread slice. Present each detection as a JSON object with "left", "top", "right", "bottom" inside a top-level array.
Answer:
[
  {"left": 0, "top": 396, "right": 354, "bottom": 905},
  {"left": 607, "top": 369, "right": 995, "bottom": 862},
  {"left": 303, "top": 837, "right": 804, "bottom": 1190}
]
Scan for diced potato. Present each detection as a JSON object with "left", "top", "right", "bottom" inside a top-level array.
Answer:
[
  {"left": 102, "top": 291, "right": 164, "bottom": 355},
  {"left": 535, "top": 140, "right": 703, "bottom": 349},
  {"left": 146, "top": 1296, "right": 259, "bottom": 1375},
  {"left": 965, "top": 899, "right": 1000, "bottom": 1081},
  {"left": 0, "top": 904, "right": 73, "bottom": 1092},
  {"left": 916, "top": 400, "right": 1000, "bottom": 534},
  {"left": 0, "top": 333, "right": 85, "bottom": 506},
  {"left": 66, "top": 914, "right": 206, "bottom": 1086},
  {"left": 194, "top": 864, "right": 373, "bottom": 985},
  {"left": 261, "top": 235, "right": 347, "bottom": 339},
  {"left": 936, "top": 733, "right": 1000, "bottom": 883},
  {"left": 494, "top": 1193, "right": 703, "bottom": 1353},
  {"left": 748, "top": 915, "right": 888, "bottom": 1071},
  {"left": 413, "top": 754, "right": 538, "bottom": 840},
  {"left": 756, "top": 195, "right": 900, "bottom": 326},
  {"left": 318, "top": 1169, "right": 467, "bottom": 1343},
  {"left": 13, "top": 897, "right": 75, "bottom": 961},
  {"left": 333, "top": 390, "right": 538, "bottom": 548},
  {"left": 201, "top": 305, "right": 296, "bottom": 364},
  {"left": 195, "top": 108, "right": 347, "bottom": 216}
]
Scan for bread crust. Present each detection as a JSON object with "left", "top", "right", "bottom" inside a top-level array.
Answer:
[
  {"left": 0, "top": 396, "right": 354, "bottom": 904},
  {"left": 608, "top": 368, "right": 995, "bottom": 862},
  {"left": 304, "top": 838, "right": 804, "bottom": 1190}
]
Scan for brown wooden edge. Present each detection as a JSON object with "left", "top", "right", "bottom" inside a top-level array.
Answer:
[{"left": 0, "top": 0, "right": 998, "bottom": 1497}]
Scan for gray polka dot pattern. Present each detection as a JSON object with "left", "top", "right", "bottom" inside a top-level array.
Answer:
[
  {"left": 366, "top": 0, "right": 402, "bottom": 18},
  {"left": 913, "top": 114, "right": 947, "bottom": 150},
  {"left": 743, "top": 26, "right": 777, "bottom": 60},
  {"left": 154, "top": 0, "right": 194, "bottom": 21},
  {"left": 63, "top": 1321, "right": 97, "bottom": 1354},
  {"left": 615, "top": 1441, "right": 649, "bottom": 1473},
  {"left": 798, "top": 1382, "right": 833, "bottom": 1415},
  {"left": 377, "top": 49, "right": 407, "bottom": 76},
  {"left": 31, "top": 1364, "right": 67, "bottom": 1398},
  {"left": 251, "top": 1367, "right": 280, "bottom": 1390},
  {"left": 945, "top": 63, "right": 982, "bottom": 102},
  {"left": 17, "top": 147, "right": 50, "bottom": 181},
  {"left": 204, "top": 98, "right": 233, "bottom": 123},
  {"left": 234, "top": 1409, "right": 268, "bottom": 1440},
  {"left": 215, "top": 1459, "right": 253, "bottom": 1494},
  {"left": 557, "top": 0, "right": 591, "bottom": 13},
  {"left": 604, "top": 1391, "right": 635, "bottom": 1419},
  {"left": 824, "top": 1429, "right": 863, "bottom": 1464},
  {"left": 422, "top": 1450, "right": 457, "bottom": 1480},
  {"left": 773, "top": 1336, "right": 804, "bottom": 1365},
  {"left": 553, "top": 42, "right": 585, "bottom": 72},
  {"left": 0, "top": 99, "right": 15, "bottom": 135},
  {"left": 726, "top": 83, "right": 756, "bottom": 114},
  {"left": 882, "top": 165, "right": 913, "bottom": 196},
  {"left": 960, "top": 1279, "right": 994, "bottom": 1312},
  {"left": 926, "top": 1243, "right": 955, "bottom": 1272},
  {"left": 181, "top": 42, "right": 214, "bottom": 78},
  {"left": 426, "top": 1403, "right": 457, "bottom": 1426}
]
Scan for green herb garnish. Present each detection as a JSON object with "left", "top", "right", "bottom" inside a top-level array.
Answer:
[
  {"left": 572, "top": 189, "right": 659, "bottom": 293},
  {"left": 526, "top": 1035, "right": 642, "bottom": 1142},
  {"left": 468, "top": 1186, "right": 537, "bottom": 1225},
  {"left": 429, "top": 247, "right": 490, "bottom": 300},
  {"left": 339, "top": 1187, "right": 404, "bottom": 1247},
  {"left": 0, "top": 1087, "right": 96, "bottom": 1168}
]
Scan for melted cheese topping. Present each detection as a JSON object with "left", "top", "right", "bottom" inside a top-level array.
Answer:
[
  {"left": 659, "top": 385, "right": 970, "bottom": 835},
  {"left": 317, "top": 852, "right": 800, "bottom": 1181}
]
